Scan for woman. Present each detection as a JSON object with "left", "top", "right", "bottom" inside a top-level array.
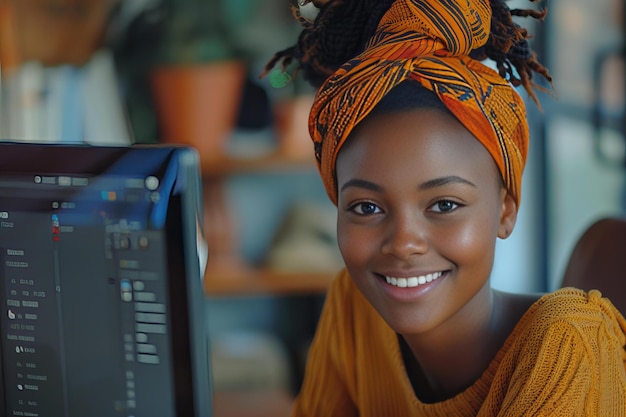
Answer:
[{"left": 264, "top": 0, "right": 626, "bottom": 415}]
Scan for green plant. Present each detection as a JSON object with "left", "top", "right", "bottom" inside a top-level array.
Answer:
[{"left": 157, "top": 0, "right": 240, "bottom": 64}]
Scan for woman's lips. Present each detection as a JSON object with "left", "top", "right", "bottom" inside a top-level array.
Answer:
[
  {"left": 383, "top": 271, "right": 444, "bottom": 288},
  {"left": 375, "top": 270, "right": 449, "bottom": 302}
]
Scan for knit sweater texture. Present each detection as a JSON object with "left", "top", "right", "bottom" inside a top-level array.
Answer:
[{"left": 292, "top": 269, "right": 626, "bottom": 416}]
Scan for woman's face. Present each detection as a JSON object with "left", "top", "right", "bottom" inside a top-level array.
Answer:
[{"left": 335, "top": 108, "right": 517, "bottom": 336}]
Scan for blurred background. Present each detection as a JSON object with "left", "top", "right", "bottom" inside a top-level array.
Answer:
[{"left": 0, "top": 0, "right": 624, "bottom": 415}]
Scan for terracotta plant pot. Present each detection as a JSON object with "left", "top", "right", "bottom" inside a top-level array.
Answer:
[
  {"left": 150, "top": 60, "right": 246, "bottom": 166},
  {"left": 273, "top": 94, "right": 315, "bottom": 160},
  {"left": 10, "top": 0, "right": 118, "bottom": 67},
  {"left": 0, "top": 4, "right": 20, "bottom": 72}
]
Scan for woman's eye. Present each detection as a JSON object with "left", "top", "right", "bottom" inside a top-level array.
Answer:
[
  {"left": 430, "top": 200, "right": 459, "bottom": 213},
  {"left": 351, "top": 202, "right": 382, "bottom": 215}
]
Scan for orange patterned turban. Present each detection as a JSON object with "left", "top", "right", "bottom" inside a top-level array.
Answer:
[{"left": 310, "top": 0, "right": 529, "bottom": 207}]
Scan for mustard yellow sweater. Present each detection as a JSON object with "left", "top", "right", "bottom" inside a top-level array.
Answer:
[{"left": 292, "top": 269, "right": 626, "bottom": 417}]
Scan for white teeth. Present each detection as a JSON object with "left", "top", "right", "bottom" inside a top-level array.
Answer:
[{"left": 384, "top": 272, "right": 443, "bottom": 288}]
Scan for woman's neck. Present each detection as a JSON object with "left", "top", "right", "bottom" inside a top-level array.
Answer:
[
  {"left": 400, "top": 283, "right": 504, "bottom": 401},
  {"left": 401, "top": 285, "right": 541, "bottom": 402}
]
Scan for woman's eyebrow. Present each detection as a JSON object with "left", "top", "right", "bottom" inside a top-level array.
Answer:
[
  {"left": 339, "top": 178, "right": 383, "bottom": 193},
  {"left": 340, "top": 176, "right": 476, "bottom": 193},
  {"left": 419, "top": 176, "right": 477, "bottom": 190}
]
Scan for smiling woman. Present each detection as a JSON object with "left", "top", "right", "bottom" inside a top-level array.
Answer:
[
  {"left": 336, "top": 105, "right": 514, "bottom": 340},
  {"left": 263, "top": 0, "right": 626, "bottom": 415}
]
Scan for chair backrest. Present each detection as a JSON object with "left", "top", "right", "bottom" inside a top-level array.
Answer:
[{"left": 561, "top": 217, "right": 626, "bottom": 314}]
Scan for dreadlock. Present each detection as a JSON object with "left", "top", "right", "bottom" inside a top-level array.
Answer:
[
  {"left": 263, "top": 0, "right": 394, "bottom": 88},
  {"left": 263, "top": 0, "right": 552, "bottom": 102},
  {"left": 479, "top": 0, "right": 553, "bottom": 104}
]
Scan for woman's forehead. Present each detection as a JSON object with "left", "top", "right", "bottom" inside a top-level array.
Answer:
[{"left": 336, "top": 108, "right": 501, "bottom": 186}]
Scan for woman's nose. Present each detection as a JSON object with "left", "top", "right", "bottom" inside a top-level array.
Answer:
[{"left": 380, "top": 214, "right": 429, "bottom": 259}]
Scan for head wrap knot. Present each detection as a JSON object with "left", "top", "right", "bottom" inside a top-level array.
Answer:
[
  {"left": 375, "top": 0, "right": 490, "bottom": 55},
  {"left": 310, "top": 0, "right": 529, "bottom": 207}
]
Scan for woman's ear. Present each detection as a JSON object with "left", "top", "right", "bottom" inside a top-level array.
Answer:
[{"left": 497, "top": 191, "right": 518, "bottom": 239}]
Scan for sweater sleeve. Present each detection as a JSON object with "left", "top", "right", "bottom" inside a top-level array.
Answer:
[
  {"left": 495, "top": 291, "right": 626, "bottom": 417},
  {"left": 291, "top": 270, "right": 359, "bottom": 417}
]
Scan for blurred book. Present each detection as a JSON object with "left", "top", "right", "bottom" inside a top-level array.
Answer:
[{"left": 1, "top": 50, "right": 132, "bottom": 145}]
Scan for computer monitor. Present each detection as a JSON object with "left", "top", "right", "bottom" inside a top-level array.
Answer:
[{"left": 0, "top": 142, "right": 212, "bottom": 417}]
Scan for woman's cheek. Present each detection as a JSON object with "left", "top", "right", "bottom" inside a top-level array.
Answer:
[
  {"left": 439, "top": 218, "right": 497, "bottom": 265},
  {"left": 338, "top": 223, "right": 374, "bottom": 264}
]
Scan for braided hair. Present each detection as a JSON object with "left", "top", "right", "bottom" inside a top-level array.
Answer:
[
  {"left": 478, "top": 0, "right": 553, "bottom": 104},
  {"left": 264, "top": 0, "right": 552, "bottom": 104}
]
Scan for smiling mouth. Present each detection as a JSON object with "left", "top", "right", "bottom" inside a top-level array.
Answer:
[{"left": 383, "top": 271, "right": 444, "bottom": 288}]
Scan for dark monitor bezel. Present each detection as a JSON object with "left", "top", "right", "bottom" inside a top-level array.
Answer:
[{"left": 0, "top": 142, "right": 212, "bottom": 417}]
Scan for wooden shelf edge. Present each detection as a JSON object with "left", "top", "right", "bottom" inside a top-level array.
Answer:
[
  {"left": 212, "top": 389, "right": 293, "bottom": 417},
  {"left": 203, "top": 268, "right": 336, "bottom": 297},
  {"left": 200, "top": 152, "right": 317, "bottom": 178}
]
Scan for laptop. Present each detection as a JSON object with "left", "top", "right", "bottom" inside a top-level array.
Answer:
[{"left": 0, "top": 142, "right": 212, "bottom": 417}]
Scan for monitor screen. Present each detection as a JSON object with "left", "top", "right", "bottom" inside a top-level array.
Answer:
[{"left": 0, "top": 142, "right": 212, "bottom": 417}]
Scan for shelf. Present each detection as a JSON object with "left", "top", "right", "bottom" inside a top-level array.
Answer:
[
  {"left": 203, "top": 267, "right": 336, "bottom": 297},
  {"left": 198, "top": 146, "right": 335, "bottom": 298},
  {"left": 200, "top": 151, "right": 317, "bottom": 178}
]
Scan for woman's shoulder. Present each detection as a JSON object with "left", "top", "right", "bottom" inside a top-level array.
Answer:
[
  {"left": 509, "top": 287, "right": 626, "bottom": 348},
  {"left": 326, "top": 268, "right": 382, "bottom": 320},
  {"left": 327, "top": 268, "right": 369, "bottom": 306},
  {"left": 487, "top": 289, "right": 626, "bottom": 416},
  {"left": 325, "top": 268, "right": 386, "bottom": 322},
  {"left": 532, "top": 287, "right": 625, "bottom": 321}
]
